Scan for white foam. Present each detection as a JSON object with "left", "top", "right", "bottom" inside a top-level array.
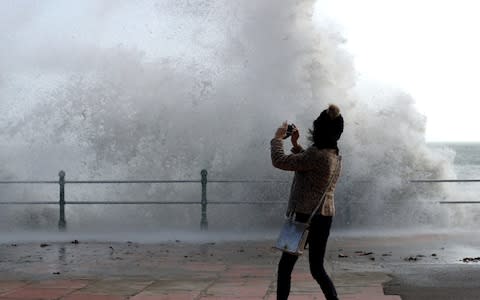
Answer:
[{"left": 0, "top": 0, "right": 459, "bottom": 229}]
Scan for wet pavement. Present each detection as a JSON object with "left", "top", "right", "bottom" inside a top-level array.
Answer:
[{"left": 0, "top": 231, "right": 479, "bottom": 299}]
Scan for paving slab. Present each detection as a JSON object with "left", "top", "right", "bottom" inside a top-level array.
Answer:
[
  {"left": 7, "top": 231, "right": 478, "bottom": 299},
  {"left": 0, "top": 233, "right": 412, "bottom": 300}
]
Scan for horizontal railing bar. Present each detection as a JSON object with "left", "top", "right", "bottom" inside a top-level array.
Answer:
[
  {"left": 65, "top": 180, "right": 200, "bottom": 184},
  {"left": 0, "top": 202, "right": 197, "bottom": 205},
  {"left": 0, "top": 202, "right": 58, "bottom": 205},
  {"left": 208, "top": 180, "right": 289, "bottom": 183},
  {"left": 411, "top": 179, "right": 480, "bottom": 183},
  {"left": 67, "top": 180, "right": 289, "bottom": 184},
  {"left": 0, "top": 200, "right": 446, "bottom": 205},
  {"left": 0, "top": 201, "right": 286, "bottom": 205},
  {"left": 66, "top": 201, "right": 287, "bottom": 205},
  {"left": 0, "top": 181, "right": 57, "bottom": 184},
  {"left": 207, "top": 201, "right": 285, "bottom": 204},
  {"left": 2, "top": 179, "right": 480, "bottom": 184},
  {"left": 64, "top": 201, "right": 199, "bottom": 204},
  {"left": 0, "top": 180, "right": 290, "bottom": 184},
  {"left": 439, "top": 201, "right": 480, "bottom": 204}
]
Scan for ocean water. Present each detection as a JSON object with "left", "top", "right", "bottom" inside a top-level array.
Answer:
[
  {"left": 427, "top": 143, "right": 480, "bottom": 228},
  {"left": 430, "top": 143, "right": 480, "bottom": 179}
]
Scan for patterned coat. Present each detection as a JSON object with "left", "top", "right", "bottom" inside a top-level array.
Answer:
[{"left": 270, "top": 138, "right": 341, "bottom": 216}]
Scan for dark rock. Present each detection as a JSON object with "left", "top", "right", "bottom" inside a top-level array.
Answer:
[
  {"left": 40, "top": 243, "right": 50, "bottom": 247},
  {"left": 462, "top": 257, "right": 480, "bottom": 263},
  {"left": 405, "top": 256, "right": 418, "bottom": 262},
  {"left": 71, "top": 240, "right": 79, "bottom": 244},
  {"left": 405, "top": 254, "right": 425, "bottom": 261}
]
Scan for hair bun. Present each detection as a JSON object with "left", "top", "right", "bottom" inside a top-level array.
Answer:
[{"left": 327, "top": 104, "right": 340, "bottom": 119}]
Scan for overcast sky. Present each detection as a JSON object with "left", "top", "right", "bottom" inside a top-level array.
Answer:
[{"left": 315, "top": 0, "right": 480, "bottom": 142}]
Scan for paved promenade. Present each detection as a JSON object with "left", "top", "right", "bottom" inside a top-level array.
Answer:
[
  {"left": 1, "top": 230, "right": 479, "bottom": 299},
  {"left": 0, "top": 232, "right": 404, "bottom": 300}
]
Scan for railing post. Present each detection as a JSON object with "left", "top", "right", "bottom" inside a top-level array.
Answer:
[
  {"left": 200, "top": 169, "right": 208, "bottom": 230},
  {"left": 58, "top": 170, "right": 66, "bottom": 231}
]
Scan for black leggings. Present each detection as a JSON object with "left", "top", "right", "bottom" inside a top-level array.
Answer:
[{"left": 277, "top": 213, "right": 338, "bottom": 300}]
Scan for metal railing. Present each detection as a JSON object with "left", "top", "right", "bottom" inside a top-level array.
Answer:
[
  {"left": 0, "top": 170, "right": 289, "bottom": 231},
  {"left": 1, "top": 173, "right": 478, "bottom": 231},
  {"left": 410, "top": 179, "right": 480, "bottom": 204}
]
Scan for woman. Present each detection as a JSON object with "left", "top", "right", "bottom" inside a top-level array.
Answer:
[{"left": 270, "top": 104, "right": 343, "bottom": 300}]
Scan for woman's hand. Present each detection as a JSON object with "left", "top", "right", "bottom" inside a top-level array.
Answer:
[
  {"left": 291, "top": 126, "right": 300, "bottom": 147},
  {"left": 274, "top": 122, "right": 288, "bottom": 140}
]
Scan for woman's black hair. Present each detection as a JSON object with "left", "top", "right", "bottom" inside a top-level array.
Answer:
[{"left": 308, "top": 104, "right": 344, "bottom": 154}]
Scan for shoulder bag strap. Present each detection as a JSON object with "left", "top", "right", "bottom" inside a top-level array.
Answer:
[{"left": 306, "top": 155, "right": 342, "bottom": 224}]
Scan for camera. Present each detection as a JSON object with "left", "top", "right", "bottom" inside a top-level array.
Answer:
[{"left": 283, "top": 124, "right": 296, "bottom": 139}]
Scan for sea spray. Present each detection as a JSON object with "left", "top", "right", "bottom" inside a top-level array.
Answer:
[{"left": 0, "top": 0, "right": 457, "bottom": 230}]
